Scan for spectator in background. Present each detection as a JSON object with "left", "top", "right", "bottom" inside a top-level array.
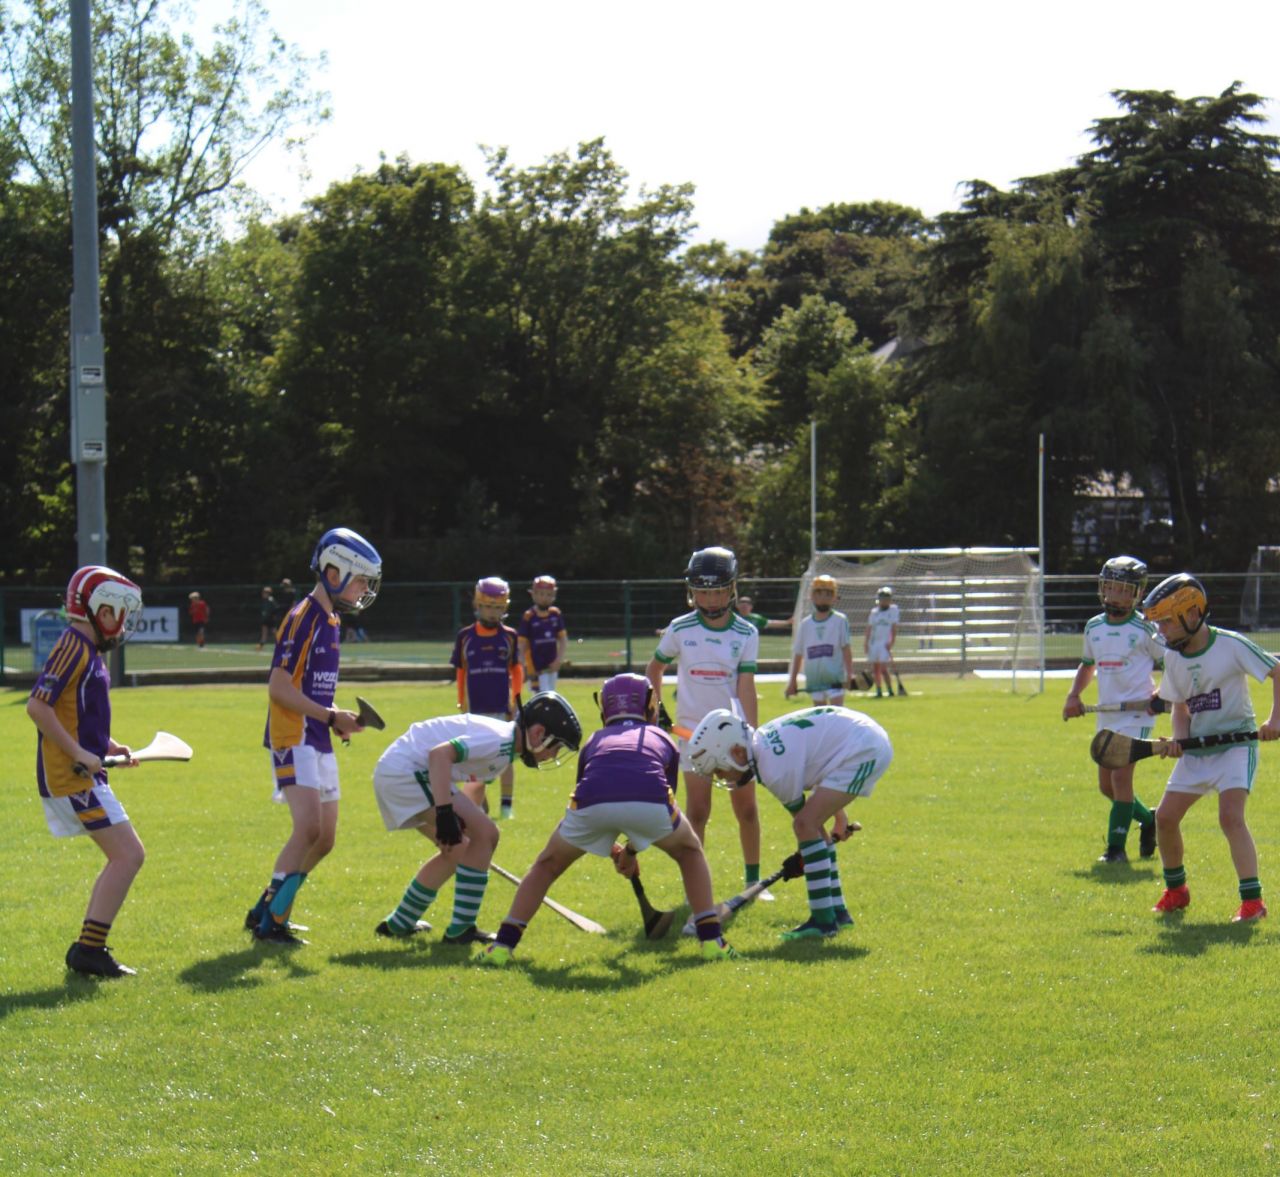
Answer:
[
  {"left": 735, "top": 595, "right": 791, "bottom": 633},
  {"left": 187, "top": 591, "right": 210, "bottom": 649},
  {"left": 274, "top": 578, "right": 296, "bottom": 630},
  {"left": 256, "top": 586, "right": 276, "bottom": 652}
]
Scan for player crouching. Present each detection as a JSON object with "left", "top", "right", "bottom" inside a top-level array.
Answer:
[
  {"left": 688, "top": 704, "right": 893, "bottom": 939},
  {"left": 372, "top": 692, "right": 583, "bottom": 944},
  {"left": 480, "top": 673, "right": 737, "bottom": 965}
]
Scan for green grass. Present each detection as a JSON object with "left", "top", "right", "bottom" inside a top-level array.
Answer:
[{"left": 3, "top": 677, "right": 1280, "bottom": 1174}]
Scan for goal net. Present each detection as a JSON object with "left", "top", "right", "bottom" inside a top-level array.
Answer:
[
  {"left": 795, "top": 548, "right": 1043, "bottom": 680},
  {"left": 1239, "top": 546, "right": 1280, "bottom": 629}
]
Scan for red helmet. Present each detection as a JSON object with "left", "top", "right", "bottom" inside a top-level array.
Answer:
[{"left": 65, "top": 565, "right": 143, "bottom": 649}]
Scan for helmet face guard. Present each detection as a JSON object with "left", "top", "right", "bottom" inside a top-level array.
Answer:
[
  {"left": 687, "top": 708, "right": 756, "bottom": 786},
  {"left": 66, "top": 565, "right": 143, "bottom": 651},
  {"left": 811, "top": 575, "right": 838, "bottom": 612},
  {"left": 311, "top": 528, "right": 382, "bottom": 613},
  {"left": 685, "top": 547, "right": 738, "bottom": 619},
  {"left": 596, "top": 673, "right": 654, "bottom": 725},
  {"left": 1099, "top": 555, "right": 1148, "bottom": 619},
  {"left": 517, "top": 691, "right": 583, "bottom": 769},
  {"left": 1142, "top": 573, "right": 1207, "bottom": 649}
]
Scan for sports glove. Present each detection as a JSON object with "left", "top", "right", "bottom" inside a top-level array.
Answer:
[
  {"left": 780, "top": 851, "right": 805, "bottom": 880},
  {"left": 657, "top": 701, "right": 674, "bottom": 732},
  {"left": 434, "top": 803, "right": 464, "bottom": 846}
]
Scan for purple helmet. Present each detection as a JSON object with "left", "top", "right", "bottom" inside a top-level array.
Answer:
[{"left": 597, "top": 673, "right": 653, "bottom": 725}]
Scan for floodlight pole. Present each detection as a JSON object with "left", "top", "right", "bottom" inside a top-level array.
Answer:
[
  {"left": 70, "top": 0, "right": 108, "bottom": 569},
  {"left": 1038, "top": 433, "right": 1046, "bottom": 693},
  {"left": 809, "top": 419, "right": 817, "bottom": 558}
]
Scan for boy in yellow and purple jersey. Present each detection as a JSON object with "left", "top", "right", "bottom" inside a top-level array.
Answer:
[
  {"left": 452, "top": 577, "right": 524, "bottom": 817},
  {"left": 246, "top": 528, "right": 382, "bottom": 944},
  {"left": 27, "top": 565, "right": 145, "bottom": 978},
  {"left": 517, "top": 574, "right": 568, "bottom": 693}
]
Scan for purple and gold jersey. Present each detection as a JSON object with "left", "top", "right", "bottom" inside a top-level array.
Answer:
[
  {"left": 517, "top": 606, "right": 567, "bottom": 672},
  {"left": 451, "top": 623, "right": 518, "bottom": 714},
  {"left": 570, "top": 721, "right": 678, "bottom": 811},
  {"left": 263, "top": 593, "right": 342, "bottom": 752},
  {"left": 30, "top": 627, "right": 111, "bottom": 798}
]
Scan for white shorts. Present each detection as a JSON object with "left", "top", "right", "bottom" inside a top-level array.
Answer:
[
  {"left": 808, "top": 688, "right": 846, "bottom": 706},
  {"left": 867, "top": 641, "right": 891, "bottom": 663},
  {"left": 1165, "top": 744, "right": 1257, "bottom": 795},
  {"left": 269, "top": 744, "right": 340, "bottom": 804},
  {"left": 41, "top": 782, "right": 130, "bottom": 838},
  {"left": 373, "top": 762, "right": 455, "bottom": 831},
  {"left": 813, "top": 737, "right": 894, "bottom": 799},
  {"left": 538, "top": 671, "right": 558, "bottom": 693},
  {"left": 557, "top": 801, "right": 680, "bottom": 856},
  {"left": 1096, "top": 717, "right": 1154, "bottom": 740}
]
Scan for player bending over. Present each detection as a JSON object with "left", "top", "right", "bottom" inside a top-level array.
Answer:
[
  {"left": 373, "top": 692, "right": 583, "bottom": 945},
  {"left": 689, "top": 703, "right": 893, "bottom": 940},
  {"left": 481, "top": 674, "right": 736, "bottom": 965}
]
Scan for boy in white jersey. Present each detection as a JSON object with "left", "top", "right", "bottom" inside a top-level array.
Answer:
[
  {"left": 1143, "top": 574, "right": 1280, "bottom": 922},
  {"left": 689, "top": 704, "right": 892, "bottom": 939},
  {"left": 1063, "top": 555, "right": 1164, "bottom": 864},
  {"left": 786, "top": 575, "right": 853, "bottom": 705},
  {"left": 864, "top": 587, "right": 900, "bottom": 698},
  {"left": 371, "top": 693, "right": 582, "bottom": 944},
  {"left": 646, "top": 546, "right": 765, "bottom": 892}
]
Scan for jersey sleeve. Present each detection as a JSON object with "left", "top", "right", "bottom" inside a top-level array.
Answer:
[
  {"left": 654, "top": 624, "right": 680, "bottom": 664},
  {"left": 740, "top": 625, "right": 760, "bottom": 672}
]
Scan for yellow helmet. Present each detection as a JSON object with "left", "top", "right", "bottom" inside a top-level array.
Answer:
[
  {"left": 811, "top": 574, "right": 838, "bottom": 594},
  {"left": 1142, "top": 573, "right": 1207, "bottom": 648}
]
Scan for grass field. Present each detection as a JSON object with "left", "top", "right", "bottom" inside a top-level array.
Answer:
[{"left": 3, "top": 676, "right": 1279, "bottom": 1175}]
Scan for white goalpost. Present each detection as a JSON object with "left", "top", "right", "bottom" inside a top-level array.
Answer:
[{"left": 795, "top": 547, "right": 1045, "bottom": 688}]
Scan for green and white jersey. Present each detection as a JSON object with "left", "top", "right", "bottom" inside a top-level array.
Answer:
[
  {"left": 865, "top": 603, "right": 899, "bottom": 645},
  {"left": 375, "top": 713, "right": 517, "bottom": 782},
  {"left": 750, "top": 706, "right": 893, "bottom": 807},
  {"left": 792, "top": 610, "right": 851, "bottom": 691},
  {"left": 1158, "top": 627, "right": 1277, "bottom": 751},
  {"left": 654, "top": 610, "right": 759, "bottom": 729},
  {"left": 1081, "top": 610, "right": 1164, "bottom": 704}
]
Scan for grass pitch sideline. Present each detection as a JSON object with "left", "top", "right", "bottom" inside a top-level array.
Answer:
[{"left": 1, "top": 677, "right": 1277, "bottom": 1175}]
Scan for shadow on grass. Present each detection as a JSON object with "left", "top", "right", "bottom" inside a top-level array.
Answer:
[
  {"left": 0, "top": 980, "right": 101, "bottom": 1021},
  {"left": 177, "top": 942, "right": 318, "bottom": 992},
  {"left": 1140, "top": 916, "right": 1271, "bottom": 958},
  {"left": 1069, "top": 863, "right": 1159, "bottom": 887},
  {"left": 767, "top": 940, "right": 871, "bottom": 963}
]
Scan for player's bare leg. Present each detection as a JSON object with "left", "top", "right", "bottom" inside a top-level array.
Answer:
[
  {"left": 85, "top": 823, "right": 146, "bottom": 925},
  {"left": 728, "top": 780, "right": 762, "bottom": 873},
  {"left": 1218, "top": 788, "right": 1259, "bottom": 880},
  {"left": 1153, "top": 790, "right": 1199, "bottom": 912},
  {"left": 298, "top": 799, "right": 338, "bottom": 873},
  {"left": 682, "top": 770, "right": 714, "bottom": 845}
]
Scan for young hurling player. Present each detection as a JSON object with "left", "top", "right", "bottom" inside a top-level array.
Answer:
[
  {"left": 1062, "top": 556, "right": 1163, "bottom": 864},
  {"left": 864, "top": 587, "right": 899, "bottom": 698},
  {"left": 1143, "top": 574, "right": 1280, "bottom": 922},
  {"left": 517, "top": 574, "right": 568, "bottom": 693},
  {"left": 481, "top": 674, "right": 735, "bottom": 965},
  {"left": 28, "top": 566, "right": 145, "bottom": 978},
  {"left": 645, "top": 547, "right": 765, "bottom": 893},
  {"left": 451, "top": 577, "right": 523, "bottom": 818},
  {"left": 786, "top": 574, "right": 853, "bottom": 705},
  {"left": 689, "top": 703, "right": 892, "bottom": 939},
  {"left": 372, "top": 692, "right": 582, "bottom": 944},
  {"left": 246, "top": 528, "right": 382, "bottom": 944}
]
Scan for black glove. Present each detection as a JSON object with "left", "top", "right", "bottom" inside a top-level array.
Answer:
[
  {"left": 434, "top": 803, "right": 463, "bottom": 846},
  {"left": 657, "top": 701, "right": 674, "bottom": 733},
  {"left": 780, "top": 851, "right": 805, "bottom": 880}
]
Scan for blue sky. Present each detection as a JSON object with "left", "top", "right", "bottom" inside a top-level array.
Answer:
[{"left": 205, "top": 0, "right": 1280, "bottom": 250}]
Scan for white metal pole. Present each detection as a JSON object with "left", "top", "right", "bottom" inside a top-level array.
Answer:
[
  {"left": 810, "top": 419, "right": 817, "bottom": 558},
  {"left": 1038, "top": 433, "right": 1046, "bottom": 693}
]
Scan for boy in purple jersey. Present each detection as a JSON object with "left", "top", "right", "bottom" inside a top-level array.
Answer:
[
  {"left": 452, "top": 577, "right": 524, "bottom": 817},
  {"left": 480, "top": 673, "right": 737, "bottom": 965},
  {"left": 517, "top": 574, "right": 568, "bottom": 693},
  {"left": 245, "top": 528, "right": 382, "bottom": 944},
  {"left": 27, "top": 565, "right": 144, "bottom": 978}
]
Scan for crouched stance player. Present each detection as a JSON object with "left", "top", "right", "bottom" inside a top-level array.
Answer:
[
  {"left": 689, "top": 704, "right": 893, "bottom": 939},
  {"left": 373, "top": 692, "right": 583, "bottom": 944},
  {"left": 481, "top": 674, "right": 736, "bottom": 965}
]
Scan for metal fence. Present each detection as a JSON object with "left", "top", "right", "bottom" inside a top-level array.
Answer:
[{"left": 4, "top": 572, "right": 1278, "bottom": 685}]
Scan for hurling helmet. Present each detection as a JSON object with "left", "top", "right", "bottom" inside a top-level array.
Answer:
[
  {"left": 517, "top": 691, "right": 583, "bottom": 768},
  {"left": 1142, "top": 573, "right": 1208, "bottom": 648},
  {"left": 65, "top": 565, "right": 143, "bottom": 651},
  {"left": 596, "top": 673, "right": 654, "bottom": 726},
  {"left": 311, "top": 528, "right": 382, "bottom": 612},
  {"left": 687, "top": 708, "right": 756, "bottom": 785}
]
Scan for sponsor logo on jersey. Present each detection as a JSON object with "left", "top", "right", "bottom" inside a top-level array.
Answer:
[
  {"left": 807, "top": 643, "right": 835, "bottom": 659},
  {"left": 1187, "top": 689, "right": 1222, "bottom": 715},
  {"left": 689, "top": 667, "right": 731, "bottom": 680}
]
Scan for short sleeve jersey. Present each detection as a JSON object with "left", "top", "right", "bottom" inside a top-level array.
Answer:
[
  {"left": 1080, "top": 611, "right": 1165, "bottom": 704},
  {"left": 792, "top": 611, "right": 852, "bottom": 690},
  {"left": 517, "top": 606, "right": 567, "bottom": 671},
  {"left": 571, "top": 721, "right": 679, "bottom": 810},
  {"left": 376, "top": 713, "right": 517, "bottom": 784},
  {"left": 866, "top": 604, "right": 900, "bottom": 644},
  {"left": 751, "top": 706, "right": 893, "bottom": 807},
  {"left": 30, "top": 627, "right": 111, "bottom": 798},
  {"left": 263, "top": 594, "right": 342, "bottom": 753},
  {"left": 653, "top": 611, "right": 759, "bottom": 729},
  {"left": 1158, "top": 627, "right": 1277, "bottom": 750},
  {"left": 451, "top": 623, "right": 519, "bottom": 714}
]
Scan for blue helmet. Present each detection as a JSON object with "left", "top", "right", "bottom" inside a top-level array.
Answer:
[{"left": 311, "top": 527, "right": 382, "bottom": 613}]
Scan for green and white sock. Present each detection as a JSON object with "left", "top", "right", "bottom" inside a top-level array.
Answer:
[
  {"left": 1132, "top": 797, "right": 1154, "bottom": 827},
  {"left": 800, "top": 838, "right": 835, "bottom": 925},
  {"left": 386, "top": 879, "right": 437, "bottom": 933},
  {"left": 1164, "top": 865, "right": 1187, "bottom": 890},
  {"left": 828, "top": 844, "right": 848, "bottom": 916},
  {"left": 1240, "top": 876, "right": 1263, "bottom": 902},
  {"left": 1107, "top": 800, "right": 1135, "bottom": 848},
  {"left": 447, "top": 865, "right": 489, "bottom": 935}
]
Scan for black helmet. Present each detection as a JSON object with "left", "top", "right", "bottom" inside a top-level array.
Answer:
[
  {"left": 1099, "top": 555, "right": 1148, "bottom": 618},
  {"left": 517, "top": 691, "right": 583, "bottom": 768},
  {"left": 685, "top": 546, "right": 738, "bottom": 590}
]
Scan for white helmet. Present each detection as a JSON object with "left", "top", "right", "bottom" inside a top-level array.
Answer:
[
  {"left": 687, "top": 708, "right": 755, "bottom": 782},
  {"left": 65, "top": 565, "right": 143, "bottom": 651},
  {"left": 310, "top": 527, "right": 382, "bottom": 612}
]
